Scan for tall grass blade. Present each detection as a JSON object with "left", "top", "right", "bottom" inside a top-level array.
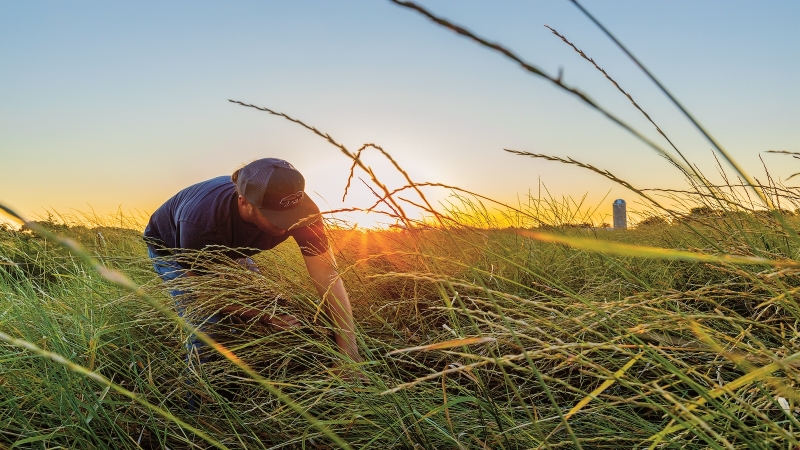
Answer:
[
  {"left": 515, "top": 229, "right": 800, "bottom": 267},
  {"left": 387, "top": 0, "right": 684, "bottom": 168},
  {"left": 569, "top": 0, "right": 775, "bottom": 209},
  {"left": 386, "top": 336, "right": 496, "bottom": 356},
  {"left": 563, "top": 352, "right": 644, "bottom": 421}
]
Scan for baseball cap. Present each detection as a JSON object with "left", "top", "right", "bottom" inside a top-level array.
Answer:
[{"left": 235, "top": 158, "right": 321, "bottom": 230}]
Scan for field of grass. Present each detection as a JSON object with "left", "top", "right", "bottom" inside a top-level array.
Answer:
[
  {"left": 2, "top": 2, "right": 799, "bottom": 448},
  {"left": 1, "top": 192, "right": 799, "bottom": 449}
]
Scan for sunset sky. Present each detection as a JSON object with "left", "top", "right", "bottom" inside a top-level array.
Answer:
[{"left": 2, "top": 1, "right": 798, "bottom": 228}]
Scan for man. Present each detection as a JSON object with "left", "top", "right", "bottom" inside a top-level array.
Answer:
[{"left": 144, "top": 158, "right": 361, "bottom": 370}]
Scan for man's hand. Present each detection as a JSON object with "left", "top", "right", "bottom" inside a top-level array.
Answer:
[
  {"left": 261, "top": 314, "right": 301, "bottom": 331},
  {"left": 220, "top": 304, "right": 301, "bottom": 330}
]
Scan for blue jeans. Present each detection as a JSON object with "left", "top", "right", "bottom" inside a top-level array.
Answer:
[
  {"left": 147, "top": 247, "right": 261, "bottom": 357},
  {"left": 147, "top": 247, "right": 223, "bottom": 359},
  {"left": 147, "top": 247, "right": 258, "bottom": 409}
]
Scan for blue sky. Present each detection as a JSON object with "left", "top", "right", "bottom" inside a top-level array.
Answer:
[{"left": 1, "top": 1, "right": 798, "bottom": 227}]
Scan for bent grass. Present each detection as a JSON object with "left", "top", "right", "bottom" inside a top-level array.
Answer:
[{"left": 2, "top": 1, "right": 799, "bottom": 448}]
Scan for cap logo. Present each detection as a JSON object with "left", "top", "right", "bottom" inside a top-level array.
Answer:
[{"left": 279, "top": 191, "right": 304, "bottom": 208}]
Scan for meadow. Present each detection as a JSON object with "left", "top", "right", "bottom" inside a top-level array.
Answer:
[
  {"left": 2, "top": 1, "right": 799, "bottom": 448},
  {"left": 1, "top": 187, "right": 799, "bottom": 449}
]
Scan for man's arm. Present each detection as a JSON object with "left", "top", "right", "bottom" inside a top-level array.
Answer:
[
  {"left": 217, "top": 303, "right": 300, "bottom": 329},
  {"left": 303, "top": 249, "right": 361, "bottom": 363}
]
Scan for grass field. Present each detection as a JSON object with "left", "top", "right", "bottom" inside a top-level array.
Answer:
[
  {"left": 2, "top": 2, "right": 798, "bottom": 448},
  {"left": 1, "top": 190, "right": 799, "bottom": 448}
]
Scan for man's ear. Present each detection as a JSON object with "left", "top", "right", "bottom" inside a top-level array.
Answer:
[{"left": 238, "top": 195, "right": 252, "bottom": 216}]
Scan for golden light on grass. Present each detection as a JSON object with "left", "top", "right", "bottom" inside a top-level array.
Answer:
[
  {"left": 1, "top": 1, "right": 798, "bottom": 448},
  {"left": 515, "top": 229, "right": 800, "bottom": 268}
]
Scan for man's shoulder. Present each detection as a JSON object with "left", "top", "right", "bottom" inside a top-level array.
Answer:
[
  {"left": 289, "top": 219, "right": 329, "bottom": 256},
  {"left": 145, "top": 176, "right": 236, "bottom": 248},
  {"left": 184, "top": 176, "right": 233, "bottom": 193},
  {"left": 173, "top": 176, "right": 236, "bottom": 221}
]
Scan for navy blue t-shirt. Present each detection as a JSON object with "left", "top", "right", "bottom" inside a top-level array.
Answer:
[{"left": 144, "top": 176, "right": 328, "bottom": 268}]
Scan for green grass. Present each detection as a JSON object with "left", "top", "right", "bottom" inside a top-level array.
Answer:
[
  {"left": 2, "top": 2, "right": 799, "bottom": 448},
  {"left": 1, "top": 201, "right": 798, "bottom": 448}
]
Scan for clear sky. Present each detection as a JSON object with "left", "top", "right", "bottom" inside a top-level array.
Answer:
[{"left": 1, "top": 1, "right": 798, "bottom": 228}]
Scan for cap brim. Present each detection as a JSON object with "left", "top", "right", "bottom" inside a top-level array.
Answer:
[{"left": 257, "top": 194, "right": 321, "bottom": 231}]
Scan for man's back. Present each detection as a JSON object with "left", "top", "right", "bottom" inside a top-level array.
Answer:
[{"left": 144, "top": 176, "right": 327, "bottom": 264}]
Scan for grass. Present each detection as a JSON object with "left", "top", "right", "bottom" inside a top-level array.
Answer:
[
  {"left": 2, "top": 1, "right": 799, "bottom": 448},
  {"left": 1, "top": 199, "right": 798, "bottom": 448}
]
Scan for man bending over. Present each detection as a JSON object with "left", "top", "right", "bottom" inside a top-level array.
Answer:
[{"left": 144, "top": 158, "right": 360, "bottom": 369}]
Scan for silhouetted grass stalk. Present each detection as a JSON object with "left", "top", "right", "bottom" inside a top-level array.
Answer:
[{"left": 1, "top": 2, "right": 798, "bottom": 448}]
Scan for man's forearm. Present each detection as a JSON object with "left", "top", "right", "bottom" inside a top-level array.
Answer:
[
  {"left": 323, "top": 278, "right": 361, "bottom": 362},
  {"left": 219, "top": 304, "right": 263, "bottom": 321},
  {"left": 304, "top": 252, "right": 361, "bottom": 363}
]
